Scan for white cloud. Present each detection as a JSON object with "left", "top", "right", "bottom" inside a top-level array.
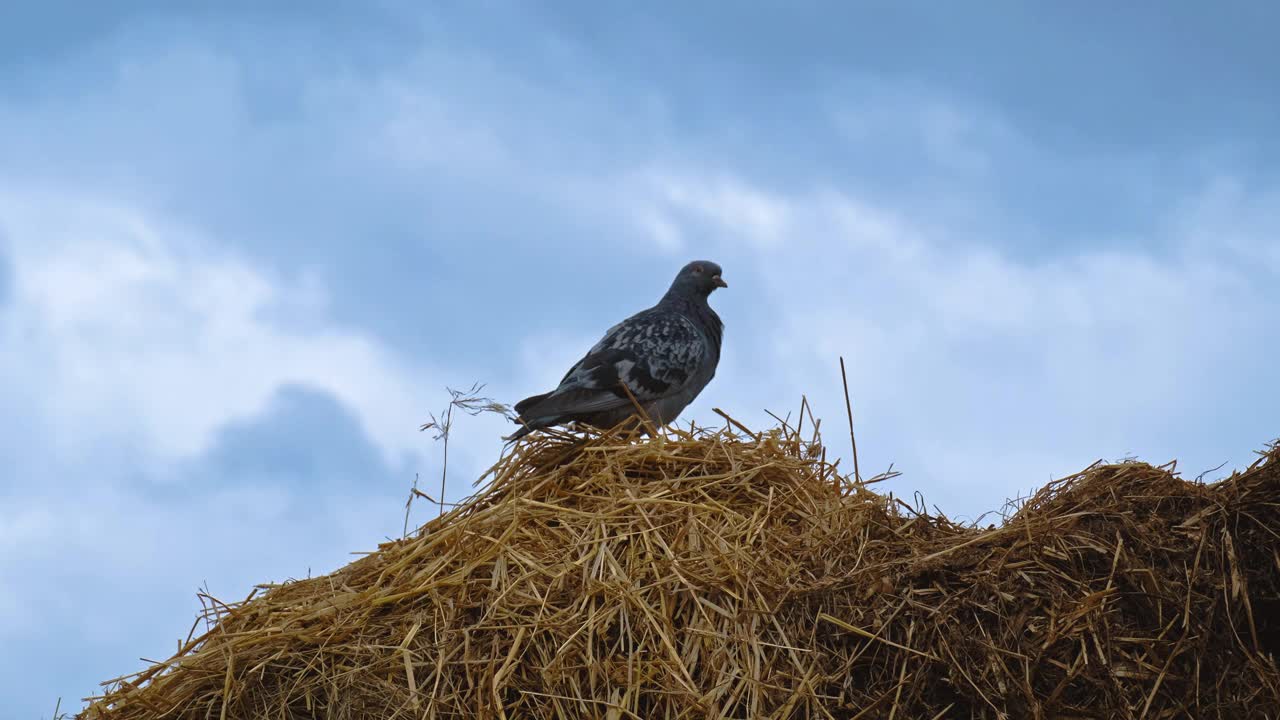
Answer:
[
  {"left": 830, "top": 88, "right": 1017, "bottom": 178},
  {"left": 0, "top": 185, "right": 437, "bottom": 469},
  {"left": 374, "top": 81, "right": 516, "bottom": 177},
  {"left": 639, "top": 171, "right": 793, "bottom": 249},
  {"left": 634, "top": 208, "right": 685, "bottom": 252},
  {"left": 1177, "top": 176, "right": 1280, "bottom": 273}
]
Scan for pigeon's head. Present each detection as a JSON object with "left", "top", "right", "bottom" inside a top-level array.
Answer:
[{"left": 670, "top": 260, "right": 727, "bottom": 298}]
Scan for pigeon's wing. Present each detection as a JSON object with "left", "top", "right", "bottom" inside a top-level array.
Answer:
[{"left": 526, "top": 310, "right": 707, "bottom": 419}]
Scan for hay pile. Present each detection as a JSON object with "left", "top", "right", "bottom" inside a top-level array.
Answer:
[{"left": 81, "top": 420, "right": 1280, "bottom": 718}]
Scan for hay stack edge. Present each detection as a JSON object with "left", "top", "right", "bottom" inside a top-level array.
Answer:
[{"left": 81, "top": 418, "right": 1280, "bottom": 718}]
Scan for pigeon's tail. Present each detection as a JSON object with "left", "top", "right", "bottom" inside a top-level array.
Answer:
[
  {"left": 514, "top": 391, "right": 552, "bottom": 417},
  {"left": 506, "top": 391, "right": 558, "bottom": 442},
  {"left": 508, "top": 387, "right": 633, "bottom": 441},
  {"left": 503, "top": 424, "right": 535, "bottom": 443},
  {"left": 504, "top": 413, "right": 557, "bottom": 442}
]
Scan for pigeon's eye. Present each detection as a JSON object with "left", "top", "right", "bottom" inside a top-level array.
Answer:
[{"left": 693, "top": 266, "right": 703, "bottom": 274}]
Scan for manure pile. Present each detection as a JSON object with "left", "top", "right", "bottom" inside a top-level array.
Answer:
[{"left": 82, "top": 422, "right": 1280, "bottom": 719}]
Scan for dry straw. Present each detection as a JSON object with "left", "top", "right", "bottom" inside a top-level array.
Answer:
[{"left": 80, "top": 414, "right": 1280, "bottom": 718}]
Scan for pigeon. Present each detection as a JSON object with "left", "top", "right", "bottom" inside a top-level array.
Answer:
[{"left": 507, "top": 260, "right": 727, "bottom": 441}]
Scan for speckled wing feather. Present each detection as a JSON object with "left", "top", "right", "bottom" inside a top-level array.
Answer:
[{"left": 524, "top": 309, "right": 708, "bottom": 418}]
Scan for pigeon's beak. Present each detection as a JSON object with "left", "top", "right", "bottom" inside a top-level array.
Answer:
[{"left": 712, "top": 275, "right": 728, "bottom": 289}]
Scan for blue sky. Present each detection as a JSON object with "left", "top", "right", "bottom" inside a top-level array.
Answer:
[{"left": 3, "top": 3, "right": 1278, "bottom": 716}]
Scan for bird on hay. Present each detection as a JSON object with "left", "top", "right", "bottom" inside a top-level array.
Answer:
[{"left": 506, "top": 260, "right": 726, "bottom": 441}]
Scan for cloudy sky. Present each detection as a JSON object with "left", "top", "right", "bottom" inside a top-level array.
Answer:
[{"left": 3, "top": 2, "right": 1278, "bottom": 715}]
